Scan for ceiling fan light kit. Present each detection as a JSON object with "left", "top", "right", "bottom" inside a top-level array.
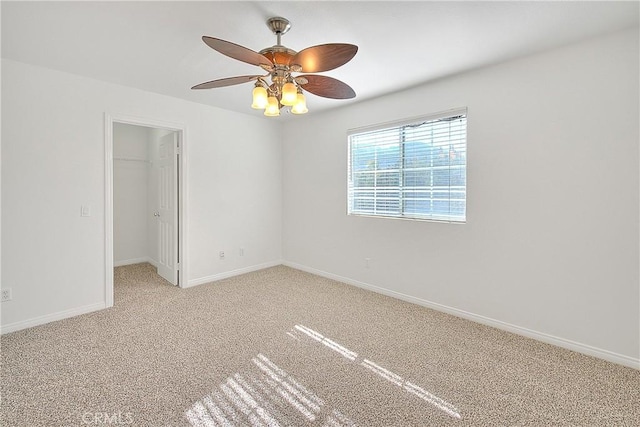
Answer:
[
  {"left": 192, "top": 16, "right": 357, "bottom": 117},
  {"left": 291, "top": 91, "right": 309, "bottom": 115}
]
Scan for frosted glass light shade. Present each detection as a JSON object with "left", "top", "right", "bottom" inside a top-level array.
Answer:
[
  {"left": 291, "top": 93, "right": 308, "bottom": 115},
  {"left": 281, "top": 82, "right": 298, "bottom": 106},
  {"left": 251, "top": 86, "right": 268, "bottom": 109},
  {"left": 264, "top": 96, "right": 280, "bottom": 116}
]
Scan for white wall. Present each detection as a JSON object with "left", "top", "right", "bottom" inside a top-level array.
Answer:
[
  {"left": 1, "top": 59, "right": 282, "bottom": 331},
  {"left": 282, "top": 28, "right": 639, "bottom": 366},
  {"left": 113, "top": 123, "right": 150, "bottom": 265}
]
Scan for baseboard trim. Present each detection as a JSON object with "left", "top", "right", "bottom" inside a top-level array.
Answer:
[
  {"left": 186, "top": 260, "right": 283, "bottom": 288},
  {"left": 114, "top": 257, "right": 158, "bottom": 268},
  {"left": 282, "top": 261, "right": 639, "bottom": 370},
  {"left": 1, "top": 302, "right": 106, "bottom": 335}
]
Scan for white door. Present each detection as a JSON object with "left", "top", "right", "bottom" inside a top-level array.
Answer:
[{"left": 156, "top": 132, "right": 178, "bottom": 285}]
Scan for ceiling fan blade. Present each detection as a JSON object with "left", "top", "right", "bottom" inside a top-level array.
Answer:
[
  {"left": 191, "top": 75, "right": 260, "bottom": 90},
  {"left": 202, "top": 36, "right": 273, "bottom": 68},
  {"left": 291, "top": 44, "right": 358, "bottom": 73},
  {"left": 299, "top": 75, "right": 356, "bottom": 99}
]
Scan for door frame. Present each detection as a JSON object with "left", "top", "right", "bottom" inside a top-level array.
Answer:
[{"left": 104, "top": 113, "right": 188, "bottom": 307}]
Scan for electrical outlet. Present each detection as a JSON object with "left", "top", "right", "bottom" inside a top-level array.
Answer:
[
  {"left": 219, "top": 251, "right": 225, "bottom": 259},
  {"left": 365, "top": 258, "right": 371, "bottom": 269},
  {"left": 1, "top": 288, "right": 12, "bottom": 302},
  {"left": 239, "top": 247, "right": 245, "bottom": 256}
]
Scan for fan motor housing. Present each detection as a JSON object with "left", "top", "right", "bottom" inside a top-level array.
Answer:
[{"left": 259, "top": 46, "right": 297, "bottom": 66}]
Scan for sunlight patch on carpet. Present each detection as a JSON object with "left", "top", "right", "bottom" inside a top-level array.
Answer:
[
  {"left": 292, "top": 324, "right": 358, "bottom": 361},
  {"left": 185, "top": 353, "right": 356, "bottom": 427},
  {"left": 289, "top": 324, "right": 462, "bottom": 420}
]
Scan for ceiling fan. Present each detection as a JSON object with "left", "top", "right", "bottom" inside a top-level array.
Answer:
[{"left": 191, "top": 17, "right": 358, "bottom": 116}]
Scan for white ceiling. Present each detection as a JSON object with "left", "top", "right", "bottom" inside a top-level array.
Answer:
[{"left": 2, "top": 1, "right": 638, "bottom": 120}]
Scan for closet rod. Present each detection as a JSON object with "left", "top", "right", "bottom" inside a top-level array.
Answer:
[{"left": 114, "top": 157, "right": 151, "bottom": 164}]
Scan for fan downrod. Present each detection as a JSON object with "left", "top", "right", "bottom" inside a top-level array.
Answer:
[{"left": 266, "top": 17, "right": 291, "bottom": 46}]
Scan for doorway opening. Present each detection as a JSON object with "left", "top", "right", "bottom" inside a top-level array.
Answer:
[{"left": 104, "top": 114, "right": 187, "bottom": 307}]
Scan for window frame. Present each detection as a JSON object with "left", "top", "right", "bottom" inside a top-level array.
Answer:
[{"left": 347, "top": 108, "right": 467, "bottom": 223}]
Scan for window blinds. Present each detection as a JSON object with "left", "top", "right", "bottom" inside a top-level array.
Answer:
[{"left": 348, "top": 110, "right": 467, "bottom": 222}]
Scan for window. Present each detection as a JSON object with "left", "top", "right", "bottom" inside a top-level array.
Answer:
[{"left": 348, "top": 109, "right": 467, "bottom": 222}]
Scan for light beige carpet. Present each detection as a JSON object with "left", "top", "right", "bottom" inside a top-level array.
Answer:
[{"left": 1, "top": 263, "right": 639, "bottom": 426}]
